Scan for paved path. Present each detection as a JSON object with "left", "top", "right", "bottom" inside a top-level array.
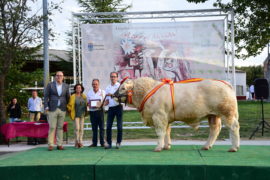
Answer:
[{"left": 1, "top": 139, "right": 270, "bottom": 152}]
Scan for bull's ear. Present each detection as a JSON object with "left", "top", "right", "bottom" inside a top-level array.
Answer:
[{"left": 125, "top": 79, "right": 134, "bottom": 89}]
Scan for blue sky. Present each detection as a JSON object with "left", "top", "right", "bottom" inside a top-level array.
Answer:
[{"left": 37, "top": 0, "right": 268, "bottom": 67}]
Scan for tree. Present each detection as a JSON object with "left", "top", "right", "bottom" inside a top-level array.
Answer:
[
  {"left": 77, "top": 0, "right": 131, "bottom": 23},
  {"left": 186, "top": 0, "right": 270, "bottom": 60},
  {"left": 236, "top": 65, "right": 264, "bottom": 86},
  {"left": 5, "top": 66, "right": 44, "bottom": 105},
  {"left": 0, "top": 0, "right": 58, "bottom": 125}
]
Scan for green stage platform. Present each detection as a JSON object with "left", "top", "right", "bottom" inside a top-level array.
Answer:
[{"left": 0, "top": 145, "right": 270, "bottom": 180}]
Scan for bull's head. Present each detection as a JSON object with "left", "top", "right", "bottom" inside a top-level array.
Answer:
[{"left": 113, "top": 79, "right": 134, "bottom": 105}]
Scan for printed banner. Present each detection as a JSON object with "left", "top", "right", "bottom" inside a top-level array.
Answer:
[{"left": 81, "top": 20, "right": 225, "bottom": 92}]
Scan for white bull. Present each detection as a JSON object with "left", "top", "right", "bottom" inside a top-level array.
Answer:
[{"left": 116, "top": 77, "right": 240, "bottom": 152}]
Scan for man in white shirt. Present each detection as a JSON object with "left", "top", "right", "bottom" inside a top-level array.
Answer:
[
  {"left": 249, "top": 84, "right": 255, "bottom": 100},
  {"left": 104, "top": 72, "right": 123, "bottom": 149},
  {"left": 87, "top": 79, "right": 105, "bottom": 147},
  {"left": 28, "top": 90, "right": 42, "bottom": 122}
]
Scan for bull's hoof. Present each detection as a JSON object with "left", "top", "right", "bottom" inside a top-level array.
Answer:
[
  {"left": 201, "top": 146, "right": 211, "bottom": 150},
  {"left": 163, "top": 145, "right": 171, "bottom": 150},
  {"left": 154, "top": 147, "right": 162, "bottom": 152},
  {"left": 228, "top": 148, "right": 238, "bottom": 152}
]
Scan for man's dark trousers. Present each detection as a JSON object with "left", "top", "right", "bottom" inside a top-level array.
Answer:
[
  {"left": 106, "top": 105, "right": 123, "bottom": 146},
  {"left": 90, "top": 110, "right": 104, "bottom": 146}
]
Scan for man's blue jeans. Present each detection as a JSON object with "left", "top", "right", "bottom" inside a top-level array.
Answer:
[
  {"left": 106, "top": 105, "right": 123, "bottom": 146},
  {"left": 9, "top": 118, "right": 18, "bottom": 123}
]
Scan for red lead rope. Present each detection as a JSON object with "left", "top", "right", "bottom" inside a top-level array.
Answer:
[
  {"left": 138, "top": 78, "right": 176, "bottom": 121},
  {"left": 127, "top": 90, "right": 133, "bottom": 104}
]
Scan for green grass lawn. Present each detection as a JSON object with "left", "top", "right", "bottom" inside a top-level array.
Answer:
[
  {"left": 15, "top": 100, "right": 270, "bottom": 143},
  {"left": 63, "top": 100, "right": 270, "bottom": 142}
]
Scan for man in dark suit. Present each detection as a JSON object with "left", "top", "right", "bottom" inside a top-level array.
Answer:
[{"left": 44, "top": 71, "right": 70, "bottom": 151}]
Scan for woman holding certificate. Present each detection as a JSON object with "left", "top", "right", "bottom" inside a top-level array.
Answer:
[
  {"left": 87, "top": 79, "right": 106, "bottom": 147},
  {"left": 67, "top": 84, "right": 87, "bottom": 148}
]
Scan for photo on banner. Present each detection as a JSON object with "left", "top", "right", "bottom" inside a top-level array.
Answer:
[{"left": 81, "top": 21, "right": 225, "bottom": 92}]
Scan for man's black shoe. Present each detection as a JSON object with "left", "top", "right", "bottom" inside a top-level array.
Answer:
[
  {"left": 88, "top": 144, "right": 97, "bottom": 147},
  {"left": 116, "top": 143, "right": 121, "bottom": 149},
  {"left": 104, "top": 144, "right": 112, "bottom": 149}
]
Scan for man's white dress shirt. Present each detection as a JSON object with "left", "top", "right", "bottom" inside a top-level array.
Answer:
[
  {"left": 28, "top": 97, "right": 42, "bottom": 112},
  {"left": 105, "top": 82, "right": 120, "bottom": 107},
  {"left": 87, "top": 89, "right": 105, "bottom": 111}
]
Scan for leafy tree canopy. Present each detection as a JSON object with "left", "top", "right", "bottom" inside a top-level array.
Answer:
[
  {"left": 236, "top": 65, "right": 263, "bottom": 86},
  {"left": 76, "top": 0, "right": 131, "bottom": 23},
  {"left": 0, "top": 0, "right": 60, "bottom": 124}
]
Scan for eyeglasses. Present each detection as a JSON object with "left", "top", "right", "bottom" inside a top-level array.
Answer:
[
  {"left": 56, "top": 75, "right": 63, "bottom": 77},
  {"left": 110, "top": 76, "right": 117, "bottom": 78}
]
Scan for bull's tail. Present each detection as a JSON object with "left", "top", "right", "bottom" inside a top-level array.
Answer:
[{"left": 224, "top": 111, "right": 240, "bottom": 152}]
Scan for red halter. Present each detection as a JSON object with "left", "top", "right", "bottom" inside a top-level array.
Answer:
[{"left": 119, "top": 77, "right": 133, "bottom": 104}]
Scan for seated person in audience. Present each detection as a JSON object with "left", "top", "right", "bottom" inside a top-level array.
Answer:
[{"left": 7, "top": 98, "right": 21, "bottom": 123}]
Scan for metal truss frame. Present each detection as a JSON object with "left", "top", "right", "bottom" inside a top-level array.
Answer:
[{"left": 72, "top": 9, "right": 235, "bottom": 88}]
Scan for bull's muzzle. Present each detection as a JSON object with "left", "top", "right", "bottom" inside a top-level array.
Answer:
[
  {"left": 113, "top": 90, "right": 127, "bottom": 104},
  {"left": 114, "top": 89, "right": 120, "bottom": 98}
]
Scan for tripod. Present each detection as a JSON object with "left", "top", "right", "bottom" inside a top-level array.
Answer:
[{"left": 249, "top": 97, "right": 270, "bottom": 139}]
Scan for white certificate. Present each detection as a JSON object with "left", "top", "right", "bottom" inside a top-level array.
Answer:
[
  {"left": 91, "top": 101, "right": 98, "bottom": 107},
  {"left": 89, "top": 99, "right": 101, "bottom": 108}
]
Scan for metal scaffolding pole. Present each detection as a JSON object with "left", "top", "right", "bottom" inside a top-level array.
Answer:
[
  {"left": 225, "top": 15, "right": 229, "bottom": 81},
  {"left": 231, "top": 10, "right": 236, "bottom": 90},
  {"left": 77, "top": 21, "right": 82, "bottom": 83},
  {"left": 72, "top": 15, "right": 77, "bottom": 85},
  {"left": 43, "top": 0, "right": 49, "bottom": 90}
]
